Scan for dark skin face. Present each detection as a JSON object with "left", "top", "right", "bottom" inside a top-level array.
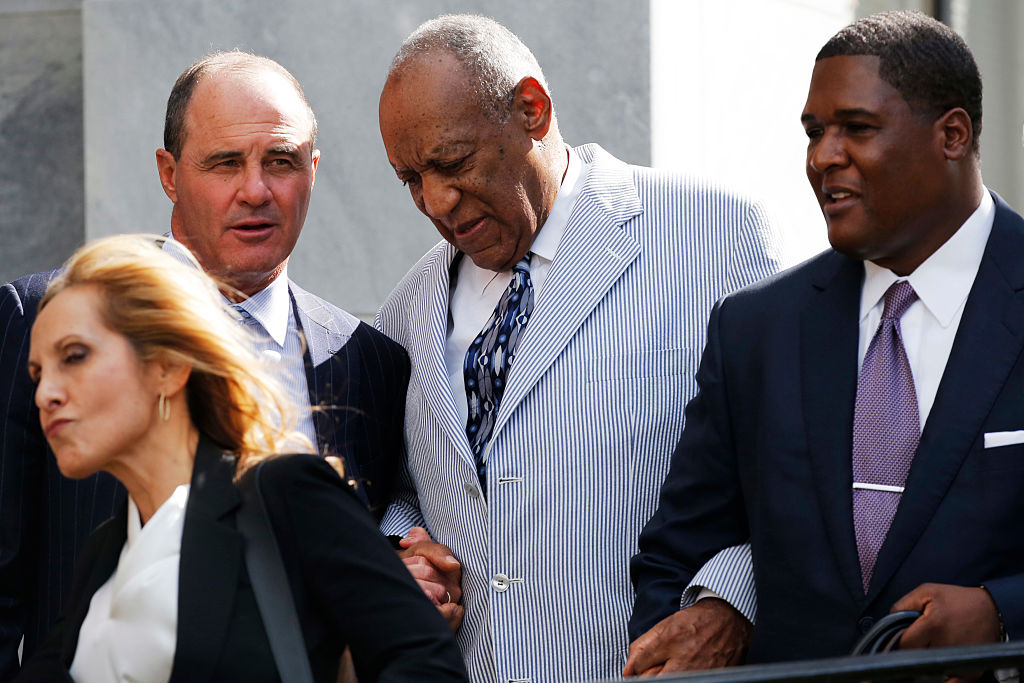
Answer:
[
  {"left": 801, "top": 55, "right": 980, "bottom": 276},
  {"left": 379, "top": 53, "right": 565, "bottom": 272}
]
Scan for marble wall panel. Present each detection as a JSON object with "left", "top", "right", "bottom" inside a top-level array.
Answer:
[
  {"left": 82, "top": 0, "right": 649, "bottom": 317},
  {"left": 0, "top": 8, "right": 84, "bottom": 283}
]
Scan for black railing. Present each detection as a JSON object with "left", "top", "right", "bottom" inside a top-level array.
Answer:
[{"left": 593, "top": 641, "right": 1024, "bottom": 682}]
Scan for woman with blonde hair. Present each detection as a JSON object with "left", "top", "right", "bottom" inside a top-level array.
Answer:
[{"left": 17, "top": 235, "right": 467, "bottom": 683}]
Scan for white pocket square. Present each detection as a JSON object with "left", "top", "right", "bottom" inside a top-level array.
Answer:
[{"left": 984, "top": 431, "right": 1024, "bottom": 448}]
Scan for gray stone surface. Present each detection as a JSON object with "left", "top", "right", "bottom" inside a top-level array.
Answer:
[
  {"left": 81, "top": 0, "right": 649, "bottom": 317},
  {"left": 0, "top": 8, "right": 84, "bottom": 283}
]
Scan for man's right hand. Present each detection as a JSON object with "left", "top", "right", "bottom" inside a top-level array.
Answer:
[
  {"left": 398, "top": 526, "right": 464, "bottom": 630},
  {"left": 623, "top": 597, "right": 752, "bottom": 677}
]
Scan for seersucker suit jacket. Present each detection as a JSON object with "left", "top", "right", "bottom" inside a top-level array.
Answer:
[
  {"left": 15, "top": 437, "right": 468, "bottom": 683},
  {"left": 630, "top": 192, "right": 1024, "bottom": 662},
  {"left": 0, "top": 272, "right": 409, "bottom": 679},
  {"left": 374, "top": 144, "right": 782, "bottom": 683}
]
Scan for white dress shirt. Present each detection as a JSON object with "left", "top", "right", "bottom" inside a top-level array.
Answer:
[
  {"left": 444, "top": 147, "right": 583, "bottom": 427},
  {"left": 70, "top": 484, "right": 190, "bottom": 683},
  {"left": 858, "top": 190, "right": 994, "bottom": 428}
]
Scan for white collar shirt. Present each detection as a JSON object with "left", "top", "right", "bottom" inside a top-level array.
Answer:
[
  {"left": 70, "top": 484, "right": 191, "bottom": 683},
  {"left": 858, "top": 190, "right": 994, "bottom": 429}
]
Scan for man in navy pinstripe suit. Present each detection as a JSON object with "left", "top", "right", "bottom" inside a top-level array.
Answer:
[
  {"left": 0, "top": 51, "right": 409, "bottom": 679},
  {"left": 374, "top": 15, "right": 780, "bottom": 683}
]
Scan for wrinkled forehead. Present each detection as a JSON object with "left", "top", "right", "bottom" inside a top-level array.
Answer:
[{"left": 186, "top": 67, "right": 316, "bottom": 143}]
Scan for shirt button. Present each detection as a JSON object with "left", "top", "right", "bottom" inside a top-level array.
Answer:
[
  {"left": 491, "top": 574, "right": 510, "bottom": 592},
  {"left": 858, "top": 616, "right": 875, "bottom": 634},
  {"left": 465, "top": 481, "right": 481, "bottom": 499}
]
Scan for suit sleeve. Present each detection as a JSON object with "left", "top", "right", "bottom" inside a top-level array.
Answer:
[
  {"left": 725, "top": 200, "right": 783, "bottom": 294},
  {"left": 629, "top": 299, "right": 751, "bottom": 639},
  {"left": 260, "top": 456, "right": 467, "bottom": 682},
  {"left": 0, "top": 282, "right": 44, "bottom": 679}
]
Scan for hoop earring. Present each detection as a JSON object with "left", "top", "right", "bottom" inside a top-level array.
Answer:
[{"left": 158, "top": 392, "right": 171, "bottom": 422}]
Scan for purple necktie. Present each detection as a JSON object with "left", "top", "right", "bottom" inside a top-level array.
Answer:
[{"left": 852, "top": 280, "right": 920, "bottom": 592}]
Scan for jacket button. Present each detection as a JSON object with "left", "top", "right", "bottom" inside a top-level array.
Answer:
[
  {"left": 465, "top": 481, "right": 481, "bottom": 498},
  {"left": 491, "top": 574, "right": 510, "bottom": 592},
  {"left": 858, "top": 616, "right": 875, "bottom": 633}
]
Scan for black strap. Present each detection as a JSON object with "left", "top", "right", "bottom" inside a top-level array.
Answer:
[
  {"left": 237, "top": 462, "right": 315, "bottom": 683},
  {"left": 850, "top": 610, "right": 922, "bottom": 655}
]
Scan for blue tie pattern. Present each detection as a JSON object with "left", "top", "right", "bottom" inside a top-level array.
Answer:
[{"left": 464, "top": 254, "right": 535, "bottom": 490}]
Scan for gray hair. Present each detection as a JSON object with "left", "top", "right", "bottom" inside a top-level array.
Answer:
[{"left": 389, "top": 14, "right": 549, "bottom": 123}]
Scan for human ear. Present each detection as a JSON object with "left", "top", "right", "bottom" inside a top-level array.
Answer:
[
  {"left": 155, "top": 357, "right": 192, "bottom": 399},
  {"left": 937, "top": 108, "right": 973, "bottom": 161},
  {"left": 513, "top": 76, "right": 553, "bottom": 140},
  {"left": 155, "top": 149, "right": 179, "bottom": 202}
]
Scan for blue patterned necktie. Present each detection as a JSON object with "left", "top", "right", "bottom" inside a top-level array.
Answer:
[
  {"left": 464, "top": 254, "right": 535, "bottom": 491},
  {"left": 852, "top": 281, "right": 920, "bottom": 592}
]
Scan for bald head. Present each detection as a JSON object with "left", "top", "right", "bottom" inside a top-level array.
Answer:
[{"left": 164, "top": 50, "right": 317, "bottom": 160}]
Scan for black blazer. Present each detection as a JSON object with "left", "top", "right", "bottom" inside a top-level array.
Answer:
[
  {"left": 630, "top": 192, "right": 1024, "bottom": 662},
  {"left": 16, "top": 439, "right": 467, "bottom": 682},
  {"left": 0, "top": 273, "right": 410, "bottom": 678}
]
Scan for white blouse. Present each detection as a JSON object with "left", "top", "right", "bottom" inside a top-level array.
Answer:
[{"left": 69, "top": 484, "right": 190, "bottom": 683}]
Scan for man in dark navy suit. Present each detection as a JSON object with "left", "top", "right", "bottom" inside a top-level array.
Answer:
[
  {"left": 628, "top": 11, "right": 1023, "bottom": 674},
  {"left": 0, "top": 51, "right": 409, "bottom": 678}
]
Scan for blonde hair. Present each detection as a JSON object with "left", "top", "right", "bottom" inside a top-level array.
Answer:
[{"left": 39, "top": 234, "right": 310, "bottom": 475}]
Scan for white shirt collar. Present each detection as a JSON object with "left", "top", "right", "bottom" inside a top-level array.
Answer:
[
  {"left": 529, "top": 146, "right": 582, "bottom": 263},
  {"left": 233, "top": 267, "right": 291, "bottom": 348},
  {"left": 162, "top": 233, "right": 291, "bottom": 347},
  {"left": 861, "top": 190, "right": 995, "bottom": 327}
]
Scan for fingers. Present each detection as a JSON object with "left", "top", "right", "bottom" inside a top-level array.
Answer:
[
  {"left": 892, "top": 583, "right": 1001, "bottom": 651},
  {"left": 438, "top": 602, "right": 465, "bottom": 631},
  {"left": 402, "top": 554, "right": 462, "bottom": 604},
  {"left": 624, "top": 599, "right": 752, "bottom": 677},
  {"left": 398, "top": 526, "right": 432, "bottom": 547}
]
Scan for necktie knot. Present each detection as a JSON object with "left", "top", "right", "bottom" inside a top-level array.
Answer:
[
  {"left": 230, "top": 303, "right": 252, "bottom": 320},
  {"left": 513, "top": 253, "right": 531, "bottom": 275},
  {"left": 881, "top": 281, "right": 917, "bottom": 321}
]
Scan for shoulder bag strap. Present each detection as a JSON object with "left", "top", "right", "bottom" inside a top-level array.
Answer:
[{"left": 236, "top": 461, "right": 315, "bottom": 683}]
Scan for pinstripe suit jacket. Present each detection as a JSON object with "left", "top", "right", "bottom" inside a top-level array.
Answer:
[
  {"left": 374, "top": 144, "right": 781, "bottom": 683},
  {"left": 0, "top": 272, "right": 409, "bottom": 680}
]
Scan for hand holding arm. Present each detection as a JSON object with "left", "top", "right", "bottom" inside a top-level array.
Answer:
[
  {"left": 398, "top": 527, "right": 464, "bottom": 630},
  {"left": 623, "top": 597, "right": 751, "bottom": 677}
]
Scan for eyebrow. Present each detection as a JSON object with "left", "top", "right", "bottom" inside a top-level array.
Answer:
[
  {"left": 203, "top": 150, "right": 243, "bottom": 165},
  {"left": 801, "top": 108, "right": 881, "bottom": 123}
]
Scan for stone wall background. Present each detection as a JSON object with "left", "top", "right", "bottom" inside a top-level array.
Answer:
[
  {"left": 0, "top": 2, "right": 84, "bottom": 281},
  {"left": 79, "top": 0, "right": 649, "bottom": 318},
  {"left": 3, "top": 0, "right": 1023, "bottom": 316}
]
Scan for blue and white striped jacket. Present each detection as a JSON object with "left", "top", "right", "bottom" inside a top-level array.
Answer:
[{"left": 375, "top": 144, "right": 780, "bottom": 683}]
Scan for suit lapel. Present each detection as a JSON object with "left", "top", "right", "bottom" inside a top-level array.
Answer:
[
  {"left": 492, "top": 146, "right": 642, "bottom": 437},
  {"left": 869, "top": 196, "right": 1024, "bottom": 600},
  {"left": 290, "top": 281, "right": 357, "bottom": 368},
  {"left": 800, "top": 252, "right": 866, "bottom": 606},
  {"left": 410, "top": 244, "right": 479, "bottom": 469},
  {"left": 290, "top": 281, "right": 359, "bottom": 454},
  {"left": 170, "top": 438, "right": 244, "bottom": 683}
]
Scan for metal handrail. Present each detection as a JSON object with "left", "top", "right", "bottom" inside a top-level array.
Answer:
[{"left": 591, "top": 641, "right": 1024, "bottom": 682}]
